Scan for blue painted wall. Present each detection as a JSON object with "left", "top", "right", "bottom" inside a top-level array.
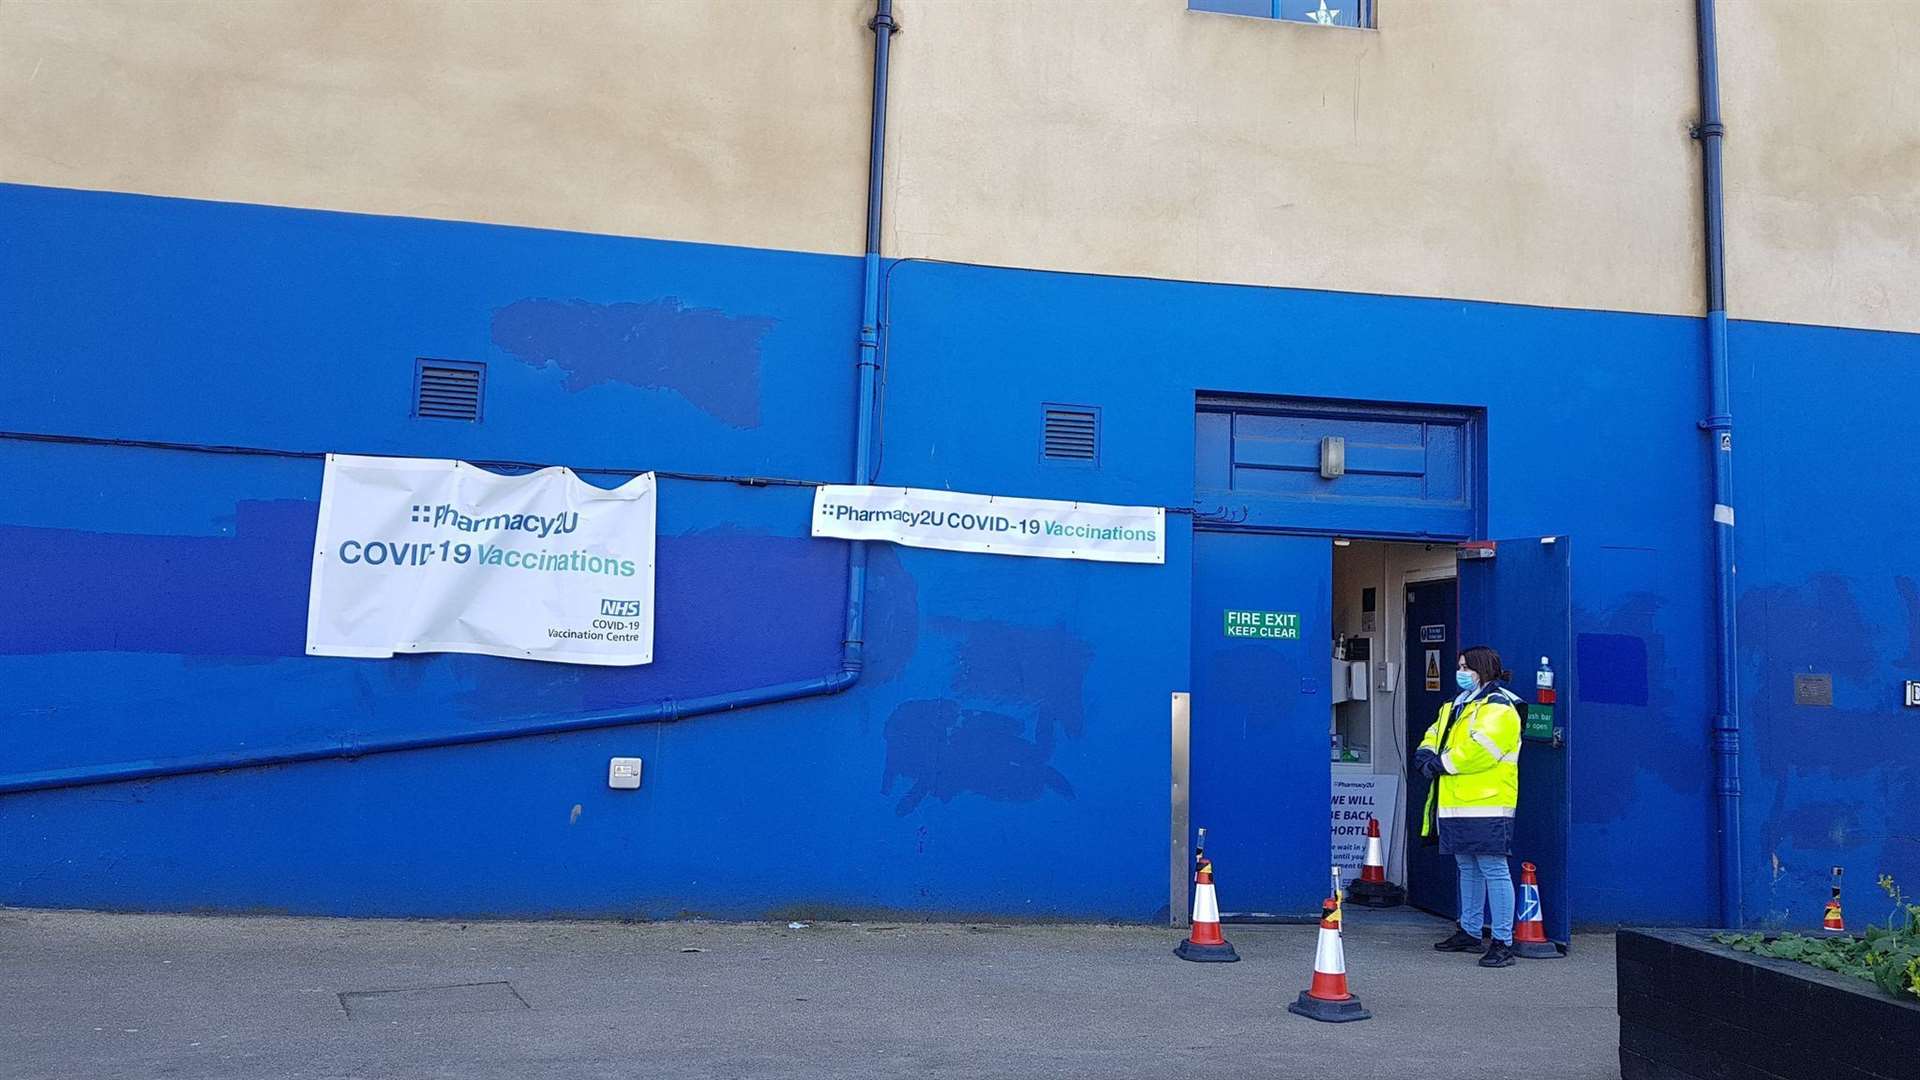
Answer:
[
  {"left": 1731, "top": 320, "right": 1920, "bottom": 926},
  {"left": 880, "top": 260, "right": 1720, "bottom": 925},
  {"left": 0, "top": 184, "right": 1177, "bottom": 920},
  {"left": 1, "top": 182, "right": 1911, "bottom": 926}
]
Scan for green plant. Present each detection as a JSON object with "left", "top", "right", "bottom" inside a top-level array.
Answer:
[
  {"left": 1863, "top": 874, "right": 1920, "bottom": 1001},
  {"left": 1713, "top": 874, "right": 1920, "bottom": 1004}
]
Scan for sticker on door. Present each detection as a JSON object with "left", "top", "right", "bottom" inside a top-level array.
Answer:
[{"left": 1425, "top": 649, "right": 1442, "bottom": 691}]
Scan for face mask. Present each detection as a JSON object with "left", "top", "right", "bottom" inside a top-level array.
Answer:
[{"left": 1455, "top": 670, "right": 1478, "bottom": 691}]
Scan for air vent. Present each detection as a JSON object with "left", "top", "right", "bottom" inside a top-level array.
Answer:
[
  {"left": 413, "top": 359, "right": 485, "bottom": 422},
  {"left": 1042, "top": 404, "right": 1099, "bottom": 464}
]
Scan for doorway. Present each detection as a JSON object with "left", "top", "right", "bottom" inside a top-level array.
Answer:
[
  {"left": 1187, "top": 535, "right": 1456, "bottom": 920},
  {"left": 1185, "top": 395, "right": 1568, "bottom": 941},
  {"left": 1329, "top": 540, "right": 1458, "bottom": 916}
]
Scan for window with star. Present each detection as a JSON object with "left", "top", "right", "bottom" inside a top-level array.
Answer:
[{"left": 1188, "top": 0, "right": 1374, "bottom": 29}]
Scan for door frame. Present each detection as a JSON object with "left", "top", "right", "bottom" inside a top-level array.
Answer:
[
  {"left": 1392, "top": 562, "right": 1459, "bottom": 882},
  {"left": 1184, "top": 393, "right": 1490, "bottom": 918}
]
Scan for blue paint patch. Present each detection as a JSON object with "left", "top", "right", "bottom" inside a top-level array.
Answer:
[
  {"left": 858, "top": 543, "right": 921, "bottom": 687},
  {"left": 1770, "top": 799, "right": 1867, "bottom": 851},
  {"left": 937, "top": 617, "right": 1093, "bottom": 740},
  {"left": 880, "top": 698, "right": 1075, "bottom": 816},
  {"left": 1576, "top": 632, "right": 1650, "bottom": 706},
  {"left": 491, "top": 297, "right": 774, "bottom": 428},
  {"left": 1895, "top": 576, "right": 1920, "bottom": 667},
  {"left": 878, "top": 618, "right": 1092, "bottom": 816},
  {"left": 1741, "top": 575, "right": 1880, "bottom": 685},
  {"left": 1738, "top": 576, "right": 1890, "bottom": 780},
  {"left": 0, "top": 500, "right": 316, "bottom": 657},
  {"left": 1570, "top": 585, "right": 1703, "bottom": 836}
]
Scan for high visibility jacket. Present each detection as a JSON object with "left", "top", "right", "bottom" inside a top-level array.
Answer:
[{"left": 1417, "top": 686, "right": 1522, "bottom": 855}]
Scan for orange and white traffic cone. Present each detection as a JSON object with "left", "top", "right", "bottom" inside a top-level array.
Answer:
[
  {"left": 1174, "top": 845, "right": 1239, "bottom": 963},
  {"left": 1346, "top": 818, "right": 1405, "bottom": 908},
  {"left": 1287, "top": 889, "right": 1371, "bottom": 1022},
  {"left": 1513, "top": 862, "right": 1564, "bottom": 959},
  {"left": 1822, "top": 866, "right": 1846, "bottom": 933}
]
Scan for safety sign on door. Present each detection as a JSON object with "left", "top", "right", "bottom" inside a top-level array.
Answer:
[
  {"left": 1425, "top": 649, "right": 1442, "bottom": 691},
  {"left": 1223, "top": 610, "right": 1300, "bottom": 639}
]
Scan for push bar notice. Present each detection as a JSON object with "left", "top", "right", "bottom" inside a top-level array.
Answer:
[{"left": 811, "top": 485, "right": 1165, "bottom": 564}]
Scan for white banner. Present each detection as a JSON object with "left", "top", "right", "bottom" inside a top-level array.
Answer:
[
  {"left": 306, "top": 454, "right": 656, "bottom": 666},
  {"left": 811, "top": 485, "right": 1164, "bottom": 564},
  {"left": 1331, "top": 772, "right": 1402, "bottom": 885}
]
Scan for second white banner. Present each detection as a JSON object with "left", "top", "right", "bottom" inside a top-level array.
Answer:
[{"left": 811, "top": 485, "right": 1164, "bottom": 564}]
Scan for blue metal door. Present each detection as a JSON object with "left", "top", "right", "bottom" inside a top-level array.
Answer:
[
  {"left": 1189, "top": 529, "right": 1331, "bottom": 918},
  {"left": 1457, "top": 537, "right": 1573, "bottom": 946},
  {"left": 1403, "top": 577, "right": 1459, "bottom": 917}
]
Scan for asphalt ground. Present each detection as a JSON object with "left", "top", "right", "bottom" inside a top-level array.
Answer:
[{"left": 0, "top": 906, "right": 1617, "bottom": 1079}]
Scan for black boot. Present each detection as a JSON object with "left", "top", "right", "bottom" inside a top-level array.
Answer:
[{"left": 1433, "top": 929, "right": 1482, "bottom": 952}]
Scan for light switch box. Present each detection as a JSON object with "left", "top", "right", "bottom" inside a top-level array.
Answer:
[{"left": 608, "top": 757, "right": 643, "bottom": 790}]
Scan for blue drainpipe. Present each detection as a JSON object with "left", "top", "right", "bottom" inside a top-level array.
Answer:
[
  {"left": 1694, "top": 0, "right": 1743, "bottom": 929},
  {"left": 845, "top": 0, "right": 900, "bottom": 681},
  {"left": 0, "top": 2, "right": 903, "bottom": 797}
]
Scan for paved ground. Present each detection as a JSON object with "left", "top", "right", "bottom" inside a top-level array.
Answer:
[{"left": 1, "top": 906, "right": 1619, "bottom": 1080}]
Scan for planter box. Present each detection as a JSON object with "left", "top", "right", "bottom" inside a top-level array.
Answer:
[{"left": 1617, "top": 929, "right": 1920, "bottom": 1080}]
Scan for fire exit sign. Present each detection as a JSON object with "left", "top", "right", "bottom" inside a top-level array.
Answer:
[{"left": 1223, "top": 610, "right": 1300, "bottom": 639}]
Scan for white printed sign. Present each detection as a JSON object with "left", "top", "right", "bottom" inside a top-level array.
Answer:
[
  {"left": 306, "top": 454, "right": 656, "bottom": 666},
  {"left": 811, "top": 485, "right": 1164, "bottom": 564},
  {"left": 1332, "top": 773, "right": 1402, "bottom": 886}
]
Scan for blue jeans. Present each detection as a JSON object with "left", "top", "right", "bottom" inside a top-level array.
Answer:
[{"left": 1455, "top": 854, "right": 1515, "bottom": 944}]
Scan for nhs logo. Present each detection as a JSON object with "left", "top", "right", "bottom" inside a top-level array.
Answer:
[{"left": 600, "top": 599, "right": 644, "bottom": 617}]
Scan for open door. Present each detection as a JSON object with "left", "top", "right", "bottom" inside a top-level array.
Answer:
[
  {"left": 1403, "top": 576, "right": 1460, "bottom": 918},
  {"left": 1457, "top": 536, "right": 1573, "bottom": 948},
  {"left": 1189, "top": 529, "right": 1331, "bottom": 918}
]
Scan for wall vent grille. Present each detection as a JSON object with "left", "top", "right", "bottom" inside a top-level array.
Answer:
[
  {"left": 414, "top": 360, "right": 485, "bottom": 422},
  {"left": 1042, "top": 404, "right": 1099, "bottom": 463}
]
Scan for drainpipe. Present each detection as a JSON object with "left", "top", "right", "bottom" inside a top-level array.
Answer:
[
  {"left": 1693, "top": 0, "right": 1743, "bottom": 929},
  {"left": 0, "top": 1, "right": 903, "bottom": 797},
  {"left": 845, "top": 0, "right": 899, "bottom": 681}
]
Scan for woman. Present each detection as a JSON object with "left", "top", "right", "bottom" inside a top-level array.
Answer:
[{"left": 1413, "top": 645, "right": 1524, "bottom": 968}]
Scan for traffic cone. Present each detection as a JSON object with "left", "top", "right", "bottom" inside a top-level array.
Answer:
[
  {"left": 1822, "top": 866, "right": 1846, "bottom": 933},
  {"left": 1287, "top": 891, "right": 1371, "bottom": 1023},
  {"left": 1345, "top": 818, "right": 1405, "bottom": 908},
  {"left": 1174, "top": 849, "right": 1239, "bottom": 962},
  {"left": 1513, "top": 862, "right": 1563, "bottom": 959}
]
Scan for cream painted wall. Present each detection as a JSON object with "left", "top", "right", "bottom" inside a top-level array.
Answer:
[
  {"left": 885, "top": 0, "right": 1706, "bottom": 316},
  {"left": 0, "top": 0, "right": 874, "bottom": 254},
  {"left": 3, "top": 1, "right": 1917, "bottom": 331},
  {"left": 1718, "top": 1, "right": 1920, "bottom": 333}
]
